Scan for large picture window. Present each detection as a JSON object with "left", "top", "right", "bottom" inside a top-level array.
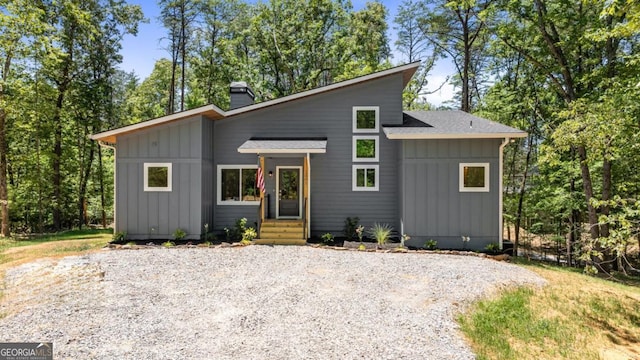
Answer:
[
  {"left": 217, "top": 165, "right": 259, "bottom": 205},
  {"left": 353, "top": 136, "right": 379, "bottom": 162},
  {"left": 144, "top": 163, "right": 172, "bottom": 192},
  {"left": 352, "top": 106, "right": 379, "bottom": 133},
  {"left": 352, "top": 165, "right": 379, "bottom": 191},
  {"left": 459, "top": 163, "right": 490, "bottom": 192}
]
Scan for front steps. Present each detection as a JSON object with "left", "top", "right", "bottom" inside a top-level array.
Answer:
[{"left": 255, "top": 219, "right": 306, "bottom": 245}]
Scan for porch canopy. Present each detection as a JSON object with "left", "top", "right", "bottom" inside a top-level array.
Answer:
[{"left": 237, "top": 137, "right": 327, "bottom": 154}]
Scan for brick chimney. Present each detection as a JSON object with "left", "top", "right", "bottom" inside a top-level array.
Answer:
[{"left": 229, "top": 81, "right": 255, "bottom": 110}]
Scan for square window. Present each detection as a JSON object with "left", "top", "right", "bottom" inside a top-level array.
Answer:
[
  {"left": 353, "top": 106, "right": 379, "bottom": 133},
  {"left": 144, "top": 163, "right": 172, "bottom": 192},
  {"left": 353, "top": 136, "right": 379, "bottom": 162},
  {"left": 217, "top": 165, "right": 260, "bottom": 205},
  {"left": 459, "top": 163, "right": 489, "bottom": 192},
  {"left": 353, "top": 165, "right": 379, "bottom": 191}
]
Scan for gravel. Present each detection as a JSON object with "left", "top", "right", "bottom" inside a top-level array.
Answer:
[{"left": 0, "top": 246, "right": 545, "bottom": 359}]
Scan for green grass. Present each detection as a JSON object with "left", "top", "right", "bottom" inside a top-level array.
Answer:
[
  {"left": 458, "top": 260, "right": 640, "bottom": 359},
  {"left": 0, "top": 229, "right": 112, "bottom": 251}
]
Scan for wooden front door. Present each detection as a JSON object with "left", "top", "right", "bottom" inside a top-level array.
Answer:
[{"left": 276, "top": 166, "right": 301, "bottom": 218}]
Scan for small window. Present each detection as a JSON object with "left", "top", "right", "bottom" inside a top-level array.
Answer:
[
  {"left": 353, "top": 165, "right": 379, "bottom": 191},
  {"left": 217, "top": 165, "right": 260, "bottom": 205},
  {"left": 144, "top": 163, "right": 172, "bottom": 192},
  {"left": 353, "top": 106, "right": 379, "bottom": 133},
  {"left": 353, "top": 136, "right": 379, "bottom": 162},
  {"left": 459, "top": 163, "right": 489, "bottom": 192}
]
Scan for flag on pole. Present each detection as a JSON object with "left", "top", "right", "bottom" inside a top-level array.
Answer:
[{"left": 256, "top": 166, "right": 265, "bottom": 194}]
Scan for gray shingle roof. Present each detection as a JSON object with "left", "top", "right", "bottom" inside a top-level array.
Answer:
[{"left": 383, "top": 111, "right": 527, "bottom": 139}]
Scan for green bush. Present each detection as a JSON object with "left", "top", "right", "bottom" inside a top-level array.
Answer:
[
  {"left": 425, "top": 239, "right": 438, "bottom": 250},
  {"left": 241, "top": 227, "right": 257, "bottom": 244},
  {"left": 485, "top": 242, "right": 500, "bottom": 252},
  {"left": 173, "top": 228, "right": 187, "bottom": 241},
  {"left": 321, "top": 232, "right": 334, "bottom": 245},
  {"left": 225, "top": 218, "right": 247, "bottom": 241},
  {"left": 343, "top": 217, "right": 360, "bottom": 241},
  {"left": 112, "top": 231, "right": 127, "bottom": 243}
]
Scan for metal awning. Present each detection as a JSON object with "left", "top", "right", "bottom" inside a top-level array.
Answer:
[{"left": 237, "top": 138, "right": 327, "bottom": 154}]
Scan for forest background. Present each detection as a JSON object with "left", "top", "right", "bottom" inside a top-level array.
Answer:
[{"left": 0, "top": 0, "right": 638, "bottom": 272}]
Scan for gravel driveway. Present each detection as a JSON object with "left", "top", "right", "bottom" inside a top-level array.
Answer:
[{"left": 0, "top": 246, "right": 545, "bottom": 359}]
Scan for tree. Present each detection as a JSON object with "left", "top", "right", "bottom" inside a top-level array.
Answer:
[
  {"left": 418, "top": 0, "right": 494, "bottom": 112},
  {"left": 0, "top": 0, "right": 48, "bottom": 236}
]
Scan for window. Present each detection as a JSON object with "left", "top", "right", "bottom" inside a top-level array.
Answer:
[
  {"left": 352, "top": 106, "right": 379, "bottom": 133},
  {"left": 144, "top": 163, "right": 172, "bottom": 192},
  {"left": 217, "top": 165, "right": 259, "bottom": 205},
  {"left": 459, "top": 163, "right": 490, "bottom": 192},
  {"left": 353, "top": 136, "right": 379, "bottom": 162},
  {"left": 353, "top": 165, "right": 379, "bottom": 191}
]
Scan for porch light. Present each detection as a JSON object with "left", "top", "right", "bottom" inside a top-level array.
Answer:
[{"left": 268, "top": 171, "right": 273, "bottom": 177}]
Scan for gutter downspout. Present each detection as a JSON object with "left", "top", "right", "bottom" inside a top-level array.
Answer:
[
  {"left": 498, "top": 137, "right": 510, "bottom": 250},
  {"left": 98, "top": 141, "right": 116, "bottom": 232}
]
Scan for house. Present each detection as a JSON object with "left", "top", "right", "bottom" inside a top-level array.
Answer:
[{"left": 90, "top": 62, "right": 526, "bottom": 250}]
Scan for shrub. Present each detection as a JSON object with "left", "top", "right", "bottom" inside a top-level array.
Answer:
[
  {"left": 425, "top": 239, "right": 438, "bottom": 250},
  {"left": 343, "top": 217, "right": 360, "bottom": 241},
  {"left": 173, "top": 228, "right": 187, "bottom": 241},
  {"left": 485, "top": 242, "right": 500, "bottom": 252},
  {"left": 202, "top": 223, "right": 216, "bottom": 242},
  {"left": 321, "top": 232, "right": 334, "bottom": 245},
  {"left": 162, "top": 241, "right": 175, "bottom": 248},
  {"left": 112, "top": 231, "right": 127, "bottom": 243},
  {"left": 241, "top": 227, "right": 257, "bottom": 244},
  {"left": 225, "top": 218, "right": 247, "bottom": 241},
  {"left": 368, "top": 223, "right": 393, "bottom": 246}
]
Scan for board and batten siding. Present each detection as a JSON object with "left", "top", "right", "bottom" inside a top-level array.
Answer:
[
  {"left": 116, "top": 116, "right": 207, "bottom": 240},
  {"left": 401, "top": 138, "right": 501, "bottom": 250},
  {"left": 212, "top": 73, "right": 404, "bottom": 235}
]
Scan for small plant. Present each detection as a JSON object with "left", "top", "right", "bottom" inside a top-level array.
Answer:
[
  {"left": 240, "top": 227, "right": 257, "bottom": 245},
  {"left": 355, "top": 225, "right": 365, "bottom": 243},
  {"left": 368, "top": 223, "right": 393, "bottom": 247},
  {"left": 343, "top": 217, "right": 360, "bottom": 241},
  {"left": 358, "top": 243, "right": 366, "bottom": 251},
  {"left": 226, "top": 217, "right": 248, "bottom": 241},
  {"left": 400, "top": 233, "right": 410, "bottom": 248},
  {"left": 461, "top": 236, "right": 471, "bottom": 250},
  {"left": 112, "top": 231, "right": 127, "bottom": 243},
  {"left": 162, "top": 241, "right": 175, "bottom": 248},
  {"left": 485, "top": 242, "right": 500, "bottom": 253},
  {"left": 425, "top": 239, "right": 438, "bottom": 250},
  {"left": 125, "top": 241, "right": 137, "bottom": 247},
  {"left": 202, "top": 223, "right": 216, "bottom": 242},
  {"left": 321, "top": 232, "right": 335, "bottom": 245},
  {"left": 173, "top": 228, "right": 187, "bottom": 241}
]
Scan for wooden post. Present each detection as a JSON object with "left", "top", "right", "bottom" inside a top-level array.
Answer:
[
  {"left": 259, "top": 155, "right": 265, "bottom": 225},
  {"left": 304, "top": 155, "right": 310, "bottom": 239}
]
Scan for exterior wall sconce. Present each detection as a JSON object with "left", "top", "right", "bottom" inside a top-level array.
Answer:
[{"left": 268, "top": 171, "right": 273, "bottom": 177}]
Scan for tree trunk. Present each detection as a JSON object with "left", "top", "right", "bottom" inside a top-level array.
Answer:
[
  {"left": 515, "top": 135, "right": 534, "bottom": 257},
  {"left": 77, "top": 140, "right": 95, "bottom": 229},
  {"left": 576, "top": 145, "right": 599, "bottom": 240},
  {"left": 98, "top": 145, "right": 106, "bottom": 228},
  {"left": 0, "top": 53, "right": 11, "bottom": 237}
]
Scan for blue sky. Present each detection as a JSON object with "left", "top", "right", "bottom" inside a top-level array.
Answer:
[{"left": 118, "top": 0, "right": 455, "bottom": 105}]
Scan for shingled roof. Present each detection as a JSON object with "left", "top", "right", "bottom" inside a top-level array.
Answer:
[{"left": 383, "top": 110, "right": 527, "bottom": 139}]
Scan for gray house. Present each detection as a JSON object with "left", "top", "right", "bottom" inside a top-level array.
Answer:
[{"left": 91, "top": 62, "right": 526, "bottom": 250}]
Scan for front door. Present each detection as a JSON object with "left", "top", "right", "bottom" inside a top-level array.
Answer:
[{"left": 277, "top": 166, "right": 301, "bottom": 218}]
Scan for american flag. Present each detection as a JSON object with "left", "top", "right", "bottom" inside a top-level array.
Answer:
[{"left": 256, "top": 167, "right": 265, "bottom": 194}]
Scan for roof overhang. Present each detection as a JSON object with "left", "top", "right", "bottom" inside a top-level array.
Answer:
[
  {"left": 238, "top": 139, "right": 327, "bottom": 154},
  {"left": 383, "top": 128, "right": 528, "bottom": 140},
  {"left": 90, "top": 104, "right": 225, "bottom": 143}
]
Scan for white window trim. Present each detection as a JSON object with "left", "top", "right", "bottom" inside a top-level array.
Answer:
[
  {"left": 217, "top": 164, "right": 260, "bottom": 205},
  {"left": 352, "top": 106, "right": 379, "bottom": 133},
  {"left": 143, "top": 163, "right": 172, "bottom": 192},
  {"left": 352, "top": 165, "right": 379, "bottom": 191},
  {"left": 352, "top": 135, "right": 379, "bottom": 162},
  {"left": 459, "top": 163, "right": 490, "bottom": 192}
]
